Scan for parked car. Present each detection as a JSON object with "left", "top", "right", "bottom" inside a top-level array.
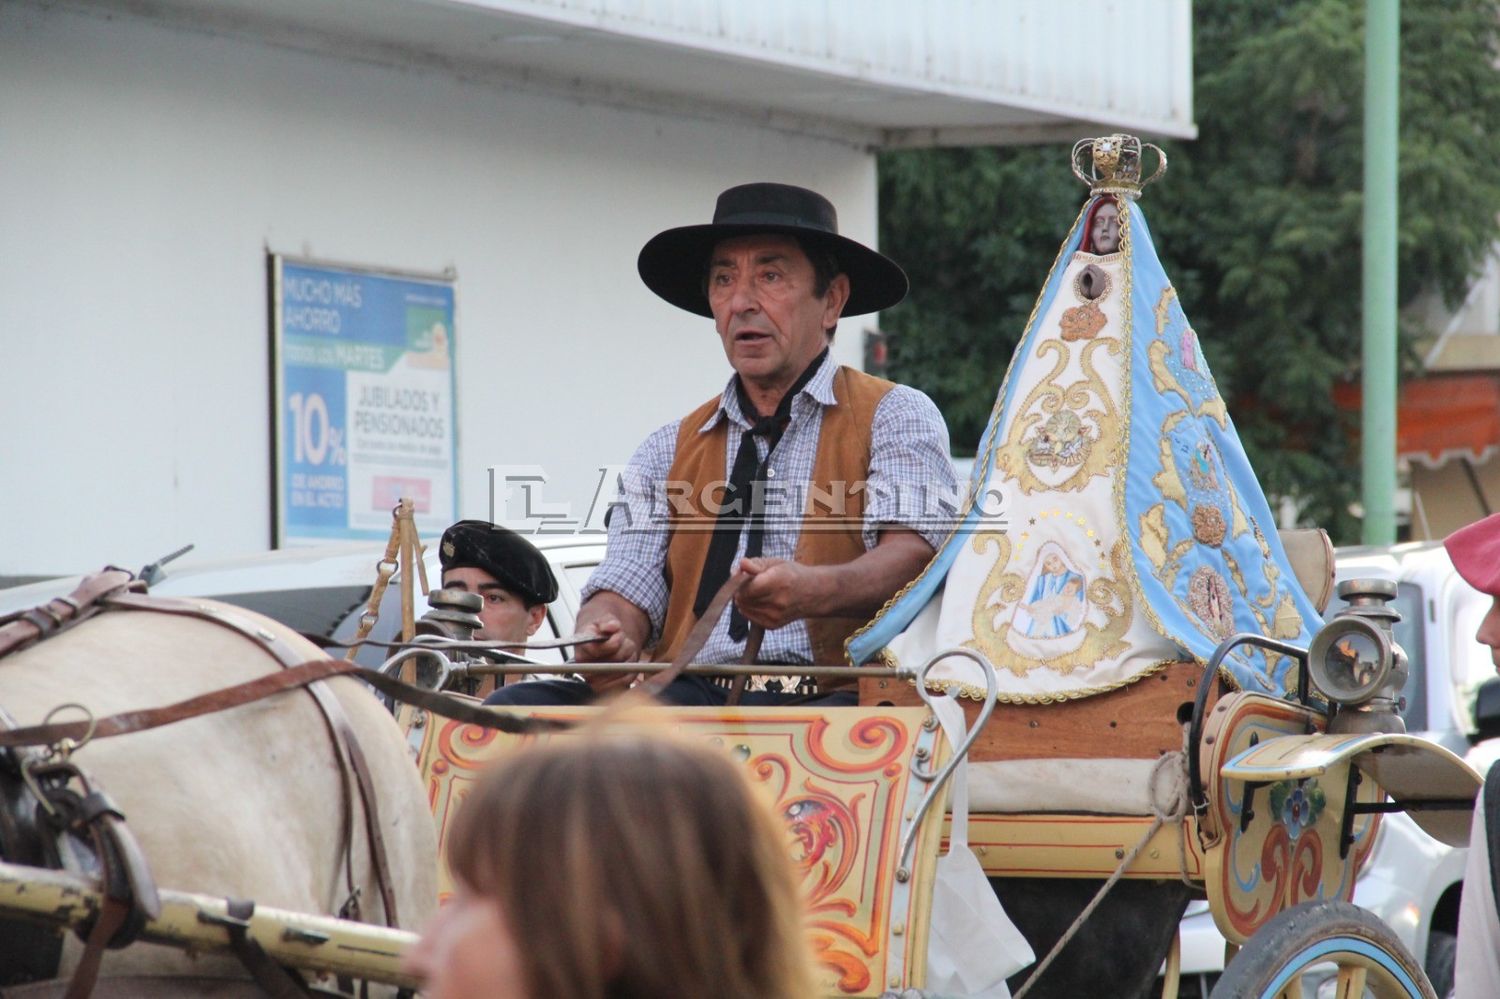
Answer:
[
  {"left": 0, "top": 537, "right": 607, "bottom": 674},
  {"left": 1167, "top": 540, "right": 1493, "bottom": 998}
]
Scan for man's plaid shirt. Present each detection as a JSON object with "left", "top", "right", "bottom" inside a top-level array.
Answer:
[{"left": 582, "top": 352, "right": 956, "bottom": 664}]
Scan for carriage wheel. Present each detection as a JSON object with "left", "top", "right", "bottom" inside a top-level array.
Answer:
[{"left": 1210, "top": 900, "right": 1436, "bottom": 999}]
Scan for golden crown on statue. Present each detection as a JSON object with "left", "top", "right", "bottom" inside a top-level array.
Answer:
[{"left": 1070, "top": 134, "right": 1167, "bottom": 199}]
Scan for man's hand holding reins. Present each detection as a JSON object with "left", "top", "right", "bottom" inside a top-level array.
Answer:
[
  {"left": 572, "top": 591, "right": 651, "bottom": 692},
  {"left": 734, "top": 557, "right": 822, "bottom": 630},
  {"left": 734, "top": 527, "right": 935, "bottom": 630}
]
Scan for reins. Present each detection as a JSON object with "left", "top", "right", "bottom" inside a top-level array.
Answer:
[
  {"left": 0, "top": 561, "right": 760, "bottom": 999},
  {"left": 0, "top": 570, "right": 759, "bottom": 752},
  {"left": 0, "top": 565, "right": 576, "bottom": 999},
  {"left": 0, "top": 658, "right": 569, "bottom": 750}
]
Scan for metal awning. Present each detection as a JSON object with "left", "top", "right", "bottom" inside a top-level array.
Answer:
[
  {"left": 56, "top": 0, "right": 1197, "bottom": 147},
  {"left": 1335, "top": 375, "right": 1500, "bottom": 468}
]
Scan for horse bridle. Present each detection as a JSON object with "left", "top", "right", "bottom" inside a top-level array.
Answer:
[
  {"left": 0, "top": 569, "right": 159, "bottom": 997},
  {"left": 0, "top": 569, "right": 440, "bottom": 997},
  {"left": 0, "top": 567, "right": 751, "bottom": 996}
]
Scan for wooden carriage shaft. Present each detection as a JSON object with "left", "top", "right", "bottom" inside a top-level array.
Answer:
[{"left": 0, "top": 861, "right": 419, "bottom": 988}]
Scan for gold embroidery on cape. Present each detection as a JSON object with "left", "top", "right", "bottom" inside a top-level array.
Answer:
[
  {"left": 1060, "top": 301, "right": 1107, "bottom": 341},
  {"left": 965, "top": 531, "right": 1131, "bottom": 676},
  {"left": 1191, "top": 505, "right": 1227, "bottom": 546},
  {"left": 997, "top": 336, "right": 1122, "bottom": 493},
  {"left": 1272, "top": 594, "right": 1303, "bottom": 639},
  {"left": 1220, "top": 548, "right": 1264, "bottom": 611},
  {"left": 1139, "top": 504, "right": 1170, "bottom": 576},
  {"left": 1187, "top": 566, "right": 1234, "bottom": 639},
  {"left": 1140, "top": 501, "right": 1196, "bottom": 592},
  {"left": 1153, "top": 284, "right": 1176, "bottom": 331},
  {"left": 1150, "top": 288, "right": 1228, "bottom": 427},
  {"left": 1151, "top": 412, "right": 1190, "bottom": 505},
  {"left": 1228, "top": 479, "right": 1252, "bottom": 538},
  {"left": 1025, "top": 409, "right": 1091, "bottom": 470}
]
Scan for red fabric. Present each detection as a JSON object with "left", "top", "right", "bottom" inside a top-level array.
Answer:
[
  {"left": 1332, "top": 375, "right": 1500, "bottom": 465},
  {"left": 1446, "top": 512, "right": 1500, "bottom": 597}
]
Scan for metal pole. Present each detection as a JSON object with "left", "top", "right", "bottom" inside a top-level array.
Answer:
[
  {"left": 452, "top": 661, "right": 907, "bottom": 681},
  {"left": 1362, "top": 0, "right": 1399, "bottom": 545}
]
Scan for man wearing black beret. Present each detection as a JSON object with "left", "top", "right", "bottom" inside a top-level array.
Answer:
[{"left": 438, "top": 519, "right": 558, "bottom": 648}]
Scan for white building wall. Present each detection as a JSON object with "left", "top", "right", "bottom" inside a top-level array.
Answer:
[{"left": 0, "top": 3, "right": 877, "bottom": 575}]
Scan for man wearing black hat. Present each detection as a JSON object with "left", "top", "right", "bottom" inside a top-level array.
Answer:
[
  {"left": 438, "top": 519, "right": 559, "bottom": 648},
  {"left": 487, "top": 182, "right": 955, "bottom": 708}
]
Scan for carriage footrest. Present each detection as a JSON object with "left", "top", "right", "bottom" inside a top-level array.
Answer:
[{"left": 1219, "top": 731, "right": 1481, "bottom": 846}]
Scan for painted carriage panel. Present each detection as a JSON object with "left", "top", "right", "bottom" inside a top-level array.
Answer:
[
  {"left": 413, "top": 705, "right": 950, "bottom": 997},
  {"left": 1200, "top": 693, "right": 1382, "bottom": 945}
]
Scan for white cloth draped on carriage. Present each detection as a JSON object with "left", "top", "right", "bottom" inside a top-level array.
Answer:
[{"left": 848, "top": 138, "right": 1324, "bottom": 711}]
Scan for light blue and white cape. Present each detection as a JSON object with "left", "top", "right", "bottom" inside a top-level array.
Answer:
[{"left": 848, "top": 196, "right": 1321, "bottom": 701}]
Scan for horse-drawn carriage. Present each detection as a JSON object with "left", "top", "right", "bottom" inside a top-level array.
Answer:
[
  {"left": 0, "top": 553, "right": 1479, "bottom": 998},
  {"left": 0, "top": 136, "right": 1485, "bottom": 998}
]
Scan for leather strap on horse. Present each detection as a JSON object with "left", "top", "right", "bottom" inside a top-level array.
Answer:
[
  {"left": 345, "top": 512, "right": 404, "bottom": 661},
  {"left": 104, "top": 592, "right": 403, "bottom": 929},
  {"left": 63, "top": 894, "right": 129, "bottom": 999},
  {"left": 0, "top": 701, "right": 68, "bottom": 982},
  {"left": 217, "top": 898, "right": 313, "bottom": 998},
  {"left": 312, "top": 683, "right": 394, "bottom": 927},
  {"left": 41, "top": 768, "right": 163, "bottom": 999},
  {"left": 0, "top": 569, "right": 136, "bottom": 662},
  {"left": 0, "top": 658, "right": 568, "bottom": 749}
]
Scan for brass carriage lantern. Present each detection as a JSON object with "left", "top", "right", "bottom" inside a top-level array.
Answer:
[{"left": 1306, "top": 578, "right": 1408, "bottom": 735}]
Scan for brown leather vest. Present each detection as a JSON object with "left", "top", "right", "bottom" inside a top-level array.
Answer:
[{"left": 656, "top": 365, "right": 895, "bottom": 667}]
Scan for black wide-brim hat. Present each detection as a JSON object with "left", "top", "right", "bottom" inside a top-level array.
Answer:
[{"left": 637, "top": 182, "right": 908, "bottom": 318}]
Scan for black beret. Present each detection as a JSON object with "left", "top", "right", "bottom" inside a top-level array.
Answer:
[{"left": 438, "top": 520, "right": 559, "bottom": 607}]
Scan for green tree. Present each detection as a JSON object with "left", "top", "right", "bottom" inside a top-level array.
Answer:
[{"left": 878, "top": 0, "right": 1500, "bottom": 543}]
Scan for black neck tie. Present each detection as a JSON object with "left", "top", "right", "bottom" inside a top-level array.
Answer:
[{"left": 692, "top": 350, "right": 829, "bottom": 642}]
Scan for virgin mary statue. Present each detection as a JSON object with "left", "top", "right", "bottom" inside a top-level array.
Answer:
[{"left": 847, "top": 135, "right": 1323, "bottom": 703}]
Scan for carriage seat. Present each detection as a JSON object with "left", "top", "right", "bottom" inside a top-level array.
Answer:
[
  {"left": 859, "top": 527, "right": 1334, "bottom": 815},
  {"left": 861, "top": 659, "right": 1222, "bottom": 817},
  {"left": 965, "top": 757, "right": 1164, "bottom": 814}
]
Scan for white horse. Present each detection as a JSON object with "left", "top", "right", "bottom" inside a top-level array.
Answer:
[{"left": 1, "top": 591, "right": 436, "bottom": 994}]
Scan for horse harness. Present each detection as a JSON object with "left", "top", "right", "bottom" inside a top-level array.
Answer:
[
  {"left": 0, "top": 569, "right": 400, "bottom": 997},
  {"left": 0, "top": 568, "right": 743, "bottom": 995}
]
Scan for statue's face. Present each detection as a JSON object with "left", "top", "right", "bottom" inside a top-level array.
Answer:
[
  {"left": 1043, "top": 553, "right": 1065, "bottom": 574},
  {"left": 1091, "top": 202, "right": 1121, "bottom": 254}
]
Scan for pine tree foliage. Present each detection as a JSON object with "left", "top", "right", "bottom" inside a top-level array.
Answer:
[{"left": 878, "top": 0, "right": 1500, "bottom": 542}]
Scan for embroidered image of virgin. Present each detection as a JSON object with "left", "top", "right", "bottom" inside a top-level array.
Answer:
[{"left": 1012, "top": 546, "right": 1088, "bottom": 641}]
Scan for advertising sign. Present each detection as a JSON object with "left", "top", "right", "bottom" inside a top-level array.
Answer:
[{"left": 271, "top": 256, "right": 458, "bottom": 545}]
